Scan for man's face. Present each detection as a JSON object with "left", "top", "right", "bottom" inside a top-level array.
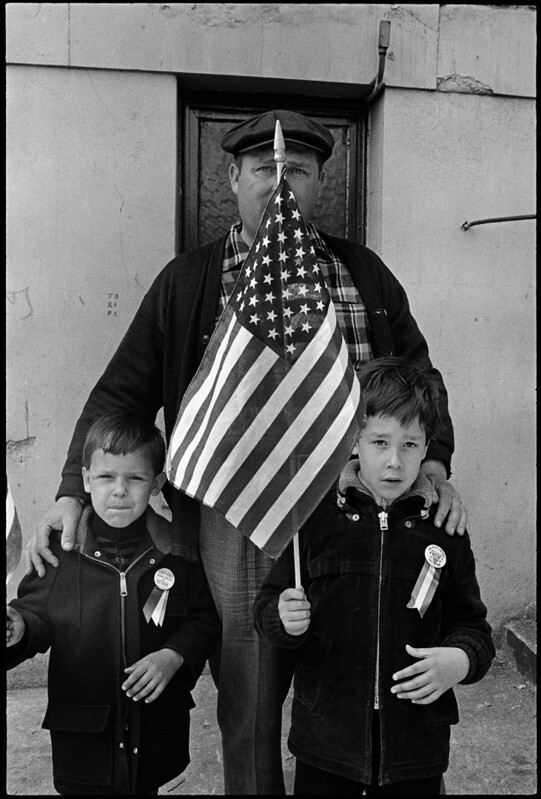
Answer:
[
  {"left": 356, "top": 414, "right": 428, "bottom": 506},
  {"left": 229, "top": 144, "right": 324, "bottom": 246}
]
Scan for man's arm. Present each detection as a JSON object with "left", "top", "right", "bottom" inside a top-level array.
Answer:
[{"left": 420, "top": 460, "right": 467, "bottom": 536}]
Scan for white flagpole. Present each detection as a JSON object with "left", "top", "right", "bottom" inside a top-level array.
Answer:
[
  {"left": 274, "top": 118, "right": 286, "bottom": 185},
  {"left": 274, "top": 120, "right": 302, "bottom": 591}
]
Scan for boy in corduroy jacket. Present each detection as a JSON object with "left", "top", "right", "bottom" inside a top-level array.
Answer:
[
  {"left": 254, "top": 356, "right": 494, "bottom": 795},
  {"left": 6, "top": 413, "right": 220, "bottom": 795}
]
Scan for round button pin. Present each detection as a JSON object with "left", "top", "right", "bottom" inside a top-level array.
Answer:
[
  {"left": 425, "top": 545, "right": 446, "bottom": 569},
  {"left": 154, "top": 568, "right": 175, "bottom": 590}
]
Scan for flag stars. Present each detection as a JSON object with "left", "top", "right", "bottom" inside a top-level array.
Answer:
[
  {"left": 296, "top": 265, "right": 307, "bottom": 278},
  {"left": 267, "top": 309, "right": 277, "bottom": 323},
  {"left": 275, "top": 212, "right": 285, "bottom": 224},
  {"left": 277, "top": 231, "right": 286, "bottom": 243},
  {"left": 249, "top": 295, "right": 259, "bottom": 307},
  {"left": 262, "top": 236, "right": 270, "bottom": 248},
  {"left": 298, "top": 285, "right": 309, "bottom": 298},
  {"left": 268, "top": 329, "right": 279, "bottom": 340},
  {"left": 293, "top": 228, "right": 303, "bottom": 241},
  {"left": 265, "top": 292, "right": 275, "bottom": 303},
  {"left": 263, "top": 274, "right": 273, "bottom": 285},
  {"left": 299, "top": 303, "right": 310, "bottom": 315},
  {"left": 286, "top": 343, "right": 296, "bottom": 355},
  {"left": 301, "top": 322, "right": 312, "bottom": 333},
  {"left": 250, "top": 313, "right": 260, "bottom": 325}
]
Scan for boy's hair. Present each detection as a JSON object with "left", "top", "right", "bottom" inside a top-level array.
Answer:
[
  {"left": 82, "top": 412, "right": 166, "bottom": 475},
  {"left": 357, "top": 356, "right": 441, "bottom": 441}
]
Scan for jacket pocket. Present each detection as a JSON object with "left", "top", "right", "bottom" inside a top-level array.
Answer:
[{"left": 43, "top": 703, "right": 113, "bottom": 786}]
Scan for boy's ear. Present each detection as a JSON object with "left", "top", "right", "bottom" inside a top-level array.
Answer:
[
  {"left": 82, "top": 467, "right": 91, "bottom": 494},
  {"left": 151, "top": 472, "right": 167, "bottom": 496}
]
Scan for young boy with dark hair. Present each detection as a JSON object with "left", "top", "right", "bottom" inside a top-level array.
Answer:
[
  {"left": 6, "top": 412, "right": 220, "bottom": 795},
  {"left": 254, "top": 356, "right": 495, "bottom": 795}
]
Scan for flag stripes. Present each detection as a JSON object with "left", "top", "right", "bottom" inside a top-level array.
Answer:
[
  {"left": 202, "top": 303, "right": 346, "bottom": 506},
  {"left": 168, "top": 302, "right": 361, "bottom": 557},
  {"left": 222, "top": 320, "right": 355, "bottom": 523}
]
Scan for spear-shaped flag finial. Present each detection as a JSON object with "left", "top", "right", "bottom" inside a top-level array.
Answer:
[{"left": 273, "top": 119, "right": 286, "bottom": 186}]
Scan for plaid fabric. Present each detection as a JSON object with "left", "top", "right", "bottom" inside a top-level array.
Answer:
[{"left": 218, "top": 222, "right": 373, "bottom": 370}]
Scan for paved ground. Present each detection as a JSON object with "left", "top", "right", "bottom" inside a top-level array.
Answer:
[{"left": 4, "top": 649, "right": 536, "bottom": 795}]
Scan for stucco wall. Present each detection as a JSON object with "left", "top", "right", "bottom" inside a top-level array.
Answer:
[
  {"left": 7, "top": 64, "right": 178, "bottom": 539},
  {"left": 6, "top": 4, "right": 536, "bottom": 626}
]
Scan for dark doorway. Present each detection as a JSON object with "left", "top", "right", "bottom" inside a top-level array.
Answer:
[{"left": 179, "top": 92, "right": 367, "bottom": 252}]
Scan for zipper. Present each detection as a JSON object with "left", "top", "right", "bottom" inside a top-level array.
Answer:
[
  {"left": 82, "top": 548, "right": 152, "bottom": 669},
  {"left": 374, "top": 502, "right": 388, "bottom": 711},
  {"left": 83, "top": 546, "right": 153, "bottom": 789},
  {"left": 118, "top": 549, "right": 152, "bottom": 669}
]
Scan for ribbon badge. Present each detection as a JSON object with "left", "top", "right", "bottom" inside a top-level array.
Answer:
[
  {"left": 406, "top": 545, "right": 446, "bottom": 618},
  {"left": 143, "top": 568, "right": 175, "bottom": 627}
]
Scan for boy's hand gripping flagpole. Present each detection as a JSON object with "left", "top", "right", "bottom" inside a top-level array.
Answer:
[{"left": 274, "top": 120, "right": 302, "bottom": 592}]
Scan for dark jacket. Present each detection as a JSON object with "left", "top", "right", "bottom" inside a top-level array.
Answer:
[
  {"left": 55, "top": 234, "right": 454, "bottom": 559},
  {"left": 253, "top": 465, "right": 494, "bottom": 785},
  {"left": 7, "top": 507, "right": 220, "bottom": 795}
]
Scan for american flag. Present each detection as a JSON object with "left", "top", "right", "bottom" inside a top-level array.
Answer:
[
  {"left": 167, "top": 173, "right": 363, "bottom": 558},
  {"left": 6, "top": 484, "right": 22, "bottom": 585}
]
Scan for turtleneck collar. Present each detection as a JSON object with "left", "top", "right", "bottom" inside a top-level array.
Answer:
[{"left": 90, "top": 511, "right": 147, "bottom": 542}]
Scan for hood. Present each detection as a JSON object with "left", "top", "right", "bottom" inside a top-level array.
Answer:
[{"left": 337, "top": 459, "right": 438, "bottom": 512}]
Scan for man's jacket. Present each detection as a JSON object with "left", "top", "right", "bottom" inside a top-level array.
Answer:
[
  {"left": 7, "top": 507, "right": 220, "bottom": 794},
  {"left": 253, "top": 468, "right": 494, "bottom": 785},
  {"left": 56, "top": 234, "right": 455, "bottom": 559}
]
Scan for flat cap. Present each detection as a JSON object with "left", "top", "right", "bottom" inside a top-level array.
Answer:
[{"left": 221, "top": 109, "right": 334, "bottom": 161}]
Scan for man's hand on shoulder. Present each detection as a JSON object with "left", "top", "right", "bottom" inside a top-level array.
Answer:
[
  {"left": 420, "top": 460, "right": 467, "bottom": 536},
  {"left": 25, "top": 496, "right": 85, "bottom": 578}
]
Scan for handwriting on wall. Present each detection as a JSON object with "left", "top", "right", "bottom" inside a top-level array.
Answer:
[{"left": 107, "top": 293, "right": 119, "bottom": 317}]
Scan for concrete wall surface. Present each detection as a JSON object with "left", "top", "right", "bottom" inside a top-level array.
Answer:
[
  {"left": 6, "top": 4, "right": 536, "bottom": 628},
  {"left": 6, "top": 64, "right": 178, "bottom": 550}
]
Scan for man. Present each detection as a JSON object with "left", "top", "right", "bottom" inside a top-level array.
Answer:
[{"left": 27, "top": 109, "right": 466, "bottom": 795}]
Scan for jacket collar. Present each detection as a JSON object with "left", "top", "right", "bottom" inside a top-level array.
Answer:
[
  {"left": 74, "top": 506, "right": 173, "bottom": 555},
  {"left": 337, "top": 460, "right": 438, "bottom": 514}
]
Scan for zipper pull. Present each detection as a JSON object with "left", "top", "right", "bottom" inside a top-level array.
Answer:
[
  {"left": 378, "top": 504, "right": 388, "bottom": 530},
  {"left": 119, "top": 572, "right": 128, "bottom": 597}
]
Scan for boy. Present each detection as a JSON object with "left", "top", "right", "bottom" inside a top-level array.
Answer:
[
  {"left": 254, "top": 356, "right": 495, "bottom": 795},
  {"left": 6, "top": 412, "right": 220, "bottom": 795}
]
